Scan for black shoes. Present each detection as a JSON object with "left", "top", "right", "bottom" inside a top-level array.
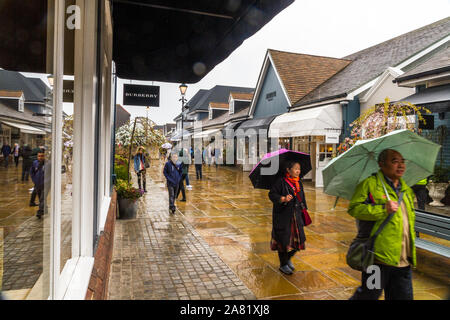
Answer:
[
  {"left": 279, "top": 265, "right": 293, "bottom": 275},
  {"left": 180, "top": 199, "right": 186, "bottom": 202},
  {"left": 170, "top": 208, "right": 176, "bottom": 214},
  {"left": 29, "top": 202, "right": 38, "bottom": 207}
]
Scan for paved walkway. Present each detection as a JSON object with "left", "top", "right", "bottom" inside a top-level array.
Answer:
[
  {"left": 107, "top": 163, "right": 255, "bottom": 300},
  {"left": 108, "top": 161, "right": 449, "bottom": 300}
]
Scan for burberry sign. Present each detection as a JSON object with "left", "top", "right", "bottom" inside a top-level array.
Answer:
[{"left": 123, "top": 84, "right": 160, "bottom": 107}]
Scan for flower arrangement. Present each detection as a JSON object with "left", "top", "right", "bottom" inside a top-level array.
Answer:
[
  {"left": 337, "top": 98, "right": 431, "bottom": 155},
  {"left": 115, "top": 179, "right": 144, "bottom": 200}
]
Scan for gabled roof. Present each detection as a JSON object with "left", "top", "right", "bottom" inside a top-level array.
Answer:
[
  {"left": 395, "top": 43, "right": 450, "bottom": 84},
  {"left": 209, "top": 102, "right": 229, "bottom": 110},
  {"left": 230, "top": 92, "right": 254, "bottom": 101},
  {"left": 268, "top": 49, "right": 352, "bottom": 105},
  {"left": 187, "top": 85, "right": 254, "bottom": 113},
  {"left": 294, "top": 16, "right": 450, "bottom": 107},
  {"left": 0, "top": 70, "right": 49, "bottom": 103},
  {"left": 0, "top": 90, "right": 23, "bottom": 98},
  {"left": 186, "top": 89, "right": 208, "bottom": 109},
  {"left": 199, "top": 105, "right": 250, "bottom": 129}
]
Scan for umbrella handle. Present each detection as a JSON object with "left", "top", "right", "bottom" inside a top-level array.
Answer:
[{"left": 332, "top": 197, "right": 339, "bottom": 210}]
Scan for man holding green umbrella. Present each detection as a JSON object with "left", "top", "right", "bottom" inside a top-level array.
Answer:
[
  {"left": 348, "top": 149, "right": 417, "bottom": 300},
  {"left": 322, "top": 129, "right": 441, "bottom": 300}
]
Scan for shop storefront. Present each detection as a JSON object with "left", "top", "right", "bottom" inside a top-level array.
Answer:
[{"left": 269, "top": 104, "right": 342, "bottom": 187}]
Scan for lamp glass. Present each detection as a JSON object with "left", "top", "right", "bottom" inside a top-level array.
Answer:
[
  {"left": 47, "top": 74, "right": 54, "bottom": 87},
  {"left": 179, "top": 83, "right": 188, "bottom": 96}
]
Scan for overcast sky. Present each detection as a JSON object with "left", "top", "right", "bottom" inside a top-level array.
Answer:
[{"left": 82, "top": 1, "right": 450, "bottom": 124}]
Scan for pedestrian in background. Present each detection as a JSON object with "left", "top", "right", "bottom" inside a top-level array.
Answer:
[
  {"left": 176, "top": 149, "right": 187, "bottom": 201},
  {"left": 29, "top": 146, "right": 43, "bottom": 206},
  {"left": 133, "top": 146, "right": 147, "bottom": 192},
  {"left": 268, "top": 161, "right": 307, "bottom": 275},
  {"left": 20, "top": 143, "right": 33, "bottom": 182},
  {"left": 194, "top": 147, "right": 203, "bottom": 180},
  {"left": 12, "top": 143, "right": 20, "bottom": 167},
  {"left": 163, "top": 151, "right": 182, "bottom": 214},
  {"left": 348, "top": 149, "right": 416, "bottom": 300},
  {"left": 183, "top": 148, "right": 193, "bottom": 190},
  {"left": 31, "top": 151, "right": 51, "bottom": 219},
  {"left": 1, "top": 141, "right": 11, "bottom": 168}
]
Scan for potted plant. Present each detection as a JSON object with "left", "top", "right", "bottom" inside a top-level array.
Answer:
[
  {"left": 116, "top": 178, "right": 144, "bottom": 219},
  {"left": 427, "top": 166, "right": 450, "bottom": 207}
]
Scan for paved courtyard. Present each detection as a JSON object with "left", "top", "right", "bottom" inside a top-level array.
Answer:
[{"left": 108, "top": 161, "right": 450, "bottom": 300}]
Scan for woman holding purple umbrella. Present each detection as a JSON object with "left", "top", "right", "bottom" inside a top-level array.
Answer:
[{"left": 268, "top": 161, "right": 309, "bottom": 275}]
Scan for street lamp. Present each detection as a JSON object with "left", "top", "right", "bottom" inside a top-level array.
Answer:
[{"left": 179, "top": 83, "right": 188, "bottom": 146}]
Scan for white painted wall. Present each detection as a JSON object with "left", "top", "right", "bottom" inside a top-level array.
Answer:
[{"left": 360, "top": 73, "right": 415, "bottom": 113}]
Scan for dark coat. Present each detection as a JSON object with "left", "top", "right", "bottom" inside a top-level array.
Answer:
[
  {"left": 20, "top": 146, "right": 33, "bottom": 167},
  {"left": 163, "top": 160, "right": 182, "bottom": 187},
  {"left": 30, "top": 160, "right": 51, "bottom": 190},
  {"left": 1, "top": 144, "right": 11, "bottom": 156},
  {"left": 268, "top": 177, "right": 307, "bottom": 249}
]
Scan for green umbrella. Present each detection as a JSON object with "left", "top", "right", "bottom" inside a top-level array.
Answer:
[{"left": 323, "top": 129, "right": 441, "bottom": 200}]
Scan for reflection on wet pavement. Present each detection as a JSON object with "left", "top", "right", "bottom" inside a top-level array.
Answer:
[{"left": 175, "top": 164, "right": 449, "bottom": 300}]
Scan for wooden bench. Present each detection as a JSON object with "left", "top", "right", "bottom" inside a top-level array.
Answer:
[{"left": 415, "top": 209, "right": 450, "bottom": 258}]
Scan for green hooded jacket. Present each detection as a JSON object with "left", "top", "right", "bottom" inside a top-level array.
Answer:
[{"left": 348, "top": 170, "right": 417, "bottom": 267}]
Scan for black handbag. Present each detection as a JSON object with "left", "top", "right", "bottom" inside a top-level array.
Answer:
[{"left": 346, "top": 186, "right": 404, "bottom": 272}]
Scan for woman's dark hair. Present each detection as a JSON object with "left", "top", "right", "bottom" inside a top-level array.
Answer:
[{"left": 284, "top": 161, "right": 300, "bottom": 172}]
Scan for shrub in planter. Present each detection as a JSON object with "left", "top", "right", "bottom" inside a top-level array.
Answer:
[{"left": 116, "top": 179, "right": 144, "bottom": 219}]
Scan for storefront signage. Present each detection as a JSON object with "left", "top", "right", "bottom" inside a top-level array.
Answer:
[
  {"left": 63, "top": 80, "right": 74, "bottom": 103},
  {"left": 325, "top": 133, "right": 340, "bottom": 144},
  {"left": 123, "top": 84, "right": 160, "bottom": 107}
]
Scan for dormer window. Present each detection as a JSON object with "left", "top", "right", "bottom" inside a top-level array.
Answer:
[
  {"left": 18, "top": 97, "right": 24, "bottom": 112},
  {"left": 229, "top": 99, "right": 235, "bottom": 115}
]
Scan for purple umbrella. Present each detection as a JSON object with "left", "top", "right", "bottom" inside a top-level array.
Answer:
[{"left": 249, "top": 149, "right": 312, "bottom": 190}]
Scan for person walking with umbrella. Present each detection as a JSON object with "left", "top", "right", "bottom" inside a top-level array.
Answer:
[
  {"left": 249, "top": 148, "right": 312, "bottom": 276},
  {"left": 268, "top": 161, "right": 309, "bottom": 275},
  {"left": 347, "top": 149, "right": 417, "bottom": 300}
]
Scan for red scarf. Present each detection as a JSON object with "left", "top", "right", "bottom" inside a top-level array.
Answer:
[{"left": 285, "top": 173, "right": 300, "bottom": 195}]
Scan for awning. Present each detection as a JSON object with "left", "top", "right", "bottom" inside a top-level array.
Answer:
[
  {"left": 193, "top": 128, "right": 222, "bottom": 139},
  {"left": 221, "top": 121, "right": 243, "bottom": 137},
  {"left": 398, "top": 84, "right": 450, "bottom": 113},
  {"left": 269, "top": 104, "right": 342, "bottom": 138},
  {"left": 112, "top": 0, "right": 294, "bottom": 82},
  {"left": 169, "top": 130, "right": 192, "bottom": 142},
  {"left": 1, "top": 120, "right": 46, "bottom": 135},
  {"left": 237, "top": 115, "right": 276, "bottom": 132}
]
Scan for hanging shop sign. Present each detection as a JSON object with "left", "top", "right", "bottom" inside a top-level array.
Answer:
[
  {"left": 123, "top": 84, "right": 160, "bottom": 107},
  {"left": 63, "top": 80, "right": 74, "bottom": 103},
  {"left": 325, "top": 132, "right": 340, "bottom": 144}
]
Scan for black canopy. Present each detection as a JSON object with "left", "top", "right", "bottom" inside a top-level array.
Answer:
[
  {"left": 112, "top": 0, "right": 294, "bottom": 83},
  {"left": 0, "top": 0, "right": 293, "bottom": 83}
]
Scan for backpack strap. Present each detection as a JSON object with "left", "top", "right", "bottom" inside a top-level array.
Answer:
[{"left": 371, "top": 190, "right": 404, "bottom": 240}]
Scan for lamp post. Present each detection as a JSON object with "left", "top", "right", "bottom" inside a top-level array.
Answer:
[{"left": 179, "top": 83, "right": 188, "bottom": 147}]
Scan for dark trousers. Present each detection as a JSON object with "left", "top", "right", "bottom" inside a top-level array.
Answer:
[
  {"left": 177, "top": 174, "right": 186, "bottom": 200},
  {"left": 412, "top": 185, "right": 427, "bottom": 210},
  {"left": 14, "top": 156, "right": 19, "bottom": 167},
  {"left": 278, "top": 250, "right": 297, "bottom": 266},
  {"left": 195, "top": 164, "right": 202, "bottom": 179},
  {"left": 168, "top": 184, "right": 179, "bottom": 212},
  {"left": 3, "top": 155, "right": 8, "bottom": 168},
  {"left": 22, "top": 164, "right": 31, "bottom": 181},
  {"left": 350, "top": 264, "right": 413, "bottom": 300},
  {"left": 36, "top": 187, "right": 49, "bottom": 216},
  {"left": 30, "top": 186, "right": 37, "bottom": 204},
  {"left": 137, "top": 170, "right": 146, "bottom": 190}
]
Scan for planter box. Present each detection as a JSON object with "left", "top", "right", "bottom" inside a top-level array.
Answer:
[{"left": 118, "top": 197, "right": 138, "bottom": 219}]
